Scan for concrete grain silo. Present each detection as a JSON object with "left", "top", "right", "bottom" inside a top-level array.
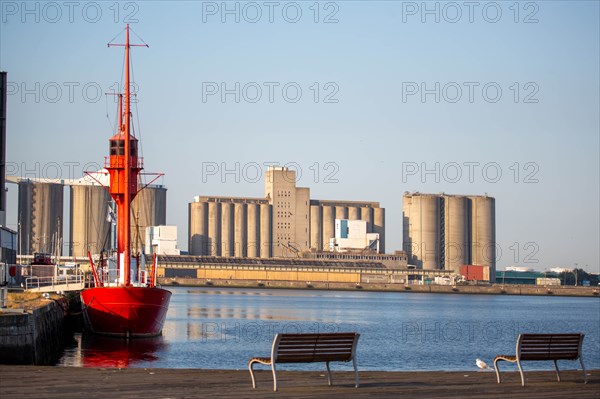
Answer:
[
  {"left": 322, "top": 205, "right": 335, "bottom": 251},
  {"left": 18, "top": 181, "right": 64, "bottom": 255},
  {"left": 207, "top": 202, "right": 221, "bottom": 256},
  {"left": 470, "top": 195, "right": 496, "bottom": 274},
  {"left": 189, "top": 201, "right": 208, "bottom": 255},
  {"left": 403, "top": 193, "right": 441, "bottom": 269},
  {"left": 360, "top": 206, "right": 373, "bottom": 232},
  {"left": 70, "top": 185, "right": 111, "bottom": 258},
  {"left": 373, "top": 208, "right": 385, "bottom": 253},
  {"left": 348, "top": 206, "right": 360, "bottom": 221},
  {"left": 443, "top": 195, "right": 469, "bottom": 274},
  {"left": 259, "top": 203, "right": 272, "bottom": 258},
  {"left": 234, "top": 203, "right": 247, "bottom": 257},
  {"left": 310, "top": 205, "right": 322, "bottom": 251},
  {"left": 335, "top": 206, "right": 348, "bottom": 221},
  {"left": 221, "top": 202, "right": 234, "bottom": 257},
  {"left": 130, "top": 186, "right": 167, "bottom": 254},
  {"left": 247, "top": 203, "right": 260, "bottom": 258}
]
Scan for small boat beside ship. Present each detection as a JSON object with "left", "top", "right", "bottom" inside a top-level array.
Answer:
[{"left": 80, "top": 25, "right": 171, "bottom": 338}]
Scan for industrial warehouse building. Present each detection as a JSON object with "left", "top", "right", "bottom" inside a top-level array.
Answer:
[
  {"left": 402, "top": 192, "right": 496, "bottom": 278},
  {"left": 189, "top": 166, "right": 386, "bottom": 259}
]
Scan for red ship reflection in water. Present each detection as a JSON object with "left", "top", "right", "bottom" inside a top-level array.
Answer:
[{"left": 62, "top": 334, "right": 166, "bottom": 368}]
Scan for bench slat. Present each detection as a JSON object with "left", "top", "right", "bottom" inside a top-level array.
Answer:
[
  {"left": 275, "top": 333, "right": 358, "bottom": 363},
  {"left": 274, "top": 358, "right": 354, "bottom": 363},
  {"left": 278, "top": 349, "right": 354, "bottom": 353},
  {"left": 520, "top": 333, "right": 583, "bottom": 361},
  {"left": 279, "top": 345, "right": 354, "bottom": 350}
]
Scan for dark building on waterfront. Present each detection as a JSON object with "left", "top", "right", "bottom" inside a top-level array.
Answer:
[{"left": 0, "top": 71, "right": 7, "bottom": 227}]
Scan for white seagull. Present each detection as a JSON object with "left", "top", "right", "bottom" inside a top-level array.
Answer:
[{"left": 476, "top": 358, "right": 491, "bottom": 370}]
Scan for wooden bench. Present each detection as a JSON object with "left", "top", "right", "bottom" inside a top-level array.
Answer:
[
  {"left": 494, "top": 333, "right": 587, "bottom": 386},
  {"left": 248, "top": 332, "right": 360, "bottom": 391}
]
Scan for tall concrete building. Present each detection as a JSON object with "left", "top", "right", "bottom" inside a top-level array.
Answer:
[
  {"left": 189, "top": 166, "right": 385, "bottom": 258},
  {"left": 402, "top": 192, "right": 495, "bottom": 277},
  {"left": 265, "top": 167, "right": 310, "bottom": 257},
  {"left": 0, "top": 71, "right": 7, "bottom": 226}
]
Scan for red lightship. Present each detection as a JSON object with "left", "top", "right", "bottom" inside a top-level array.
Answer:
[{"left": 80, "top": 25, "right": 171, "bottom": 337}]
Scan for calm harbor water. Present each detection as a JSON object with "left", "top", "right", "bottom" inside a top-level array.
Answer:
[{"left": 58, "top": 286, "right": 600, "bottom": 371}]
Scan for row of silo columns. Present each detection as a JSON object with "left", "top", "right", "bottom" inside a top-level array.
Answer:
[
  {"left": 189, "top": 201, "right": 272, "bottom": 258},
  {"left": 17, "top": 181, "right": 166, "bottom": 257},
  {"left": 402, "top": 193, "right": 495, "bottom": 274}
]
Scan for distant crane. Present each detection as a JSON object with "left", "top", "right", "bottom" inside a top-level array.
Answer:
[{"left": 282, "top": 242, "right": 301, "bottom": 258}]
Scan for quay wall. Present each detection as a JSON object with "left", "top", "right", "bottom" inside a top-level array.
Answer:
[
  {"left": 159, "top": 276, "right": 600, "bottom": 297},
  {"left": 0, "top": 300, "right": 65, "bottom": 365}
]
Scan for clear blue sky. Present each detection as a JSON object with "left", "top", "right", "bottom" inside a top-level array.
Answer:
[{"left": 1, "top": 1, "right": 598, "bottom": 273}]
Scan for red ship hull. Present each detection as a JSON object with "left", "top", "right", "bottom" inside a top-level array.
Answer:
[{"left": 81, "top": 286, "right": 171, "bottom": 337}]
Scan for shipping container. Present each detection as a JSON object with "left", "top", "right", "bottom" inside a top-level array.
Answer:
[{"left": 460, "top": 264, "right": 490, "bottom": 281}]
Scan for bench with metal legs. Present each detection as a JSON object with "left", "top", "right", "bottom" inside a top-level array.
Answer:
[
  {"left": 248, "top": 332, "right": 360, "bottom": 392},
  {"left": 494, "top": 333, "right": 587, "bottom": 386}
]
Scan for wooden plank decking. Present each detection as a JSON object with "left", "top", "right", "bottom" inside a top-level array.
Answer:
[{"left": 0, "top": 366, "right": 597, "bottom": 398}]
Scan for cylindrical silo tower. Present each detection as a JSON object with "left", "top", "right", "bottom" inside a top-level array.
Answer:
[
  {"left": 360, "top": 206, "right": 373, "bottom": 232},
  {"left": 131, "top": 186, "right": 167, "bottom": 254},
  {"left": 403, "top": 194, "right": 441, "bottom": 269},
  {"left": 247, "top": 203, "right": 260, "bottom": 258},
  {"left": 234, "top": 203, "right": 247, "bottom": 257},
  {"left": 470, "top": 195, "right": 496, "bottom": 277},
  {"left": 259, "top": 203, "right": 272, "bottom": 258},
  {"left": 443, "top": 195, "right": 469, "bottom": 274},
  {"left": 18, "top": 181, "right": 64, "bottom": 255},
  {"left": 310, "top": 205, "right": 322, "bottom": 251},
  {"left": 17, "top": 181, "right": 33, "bottom": 255},
  {"left": 322, "top": 205, "right": 335, "bottom": 251},
  {"left": 189, "top": 201, "right": 208, "bottom": 255},
  {"left": 348, "top": 206, "right": 360, "bottom": 221},
  {"left": 221, "top": 202, "right": 234, "bottom": 257},
  {"left": 207, "top": 201, "right": 221, "bottom": 256},
  {"left": 335, "top": 206, "right": 348, "bottom": 221},
  {"left": 70, "top": 185, "right": 111, "bottom": 258},
  {"left": 373, "top": 207, "right": 385, "bottom": 253}
]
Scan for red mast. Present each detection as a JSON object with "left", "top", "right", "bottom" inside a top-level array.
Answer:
[{"left": 106, "top": 24, "right": 147, "bottom": 286}]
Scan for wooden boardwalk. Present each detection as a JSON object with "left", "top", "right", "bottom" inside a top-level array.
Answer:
[{"left": 0, "top": 366, "right": 597, "bottom": 398}]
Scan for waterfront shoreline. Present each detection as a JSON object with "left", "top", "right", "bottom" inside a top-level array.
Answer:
[
  {"left": 0, "top": 366, "right": 597, "bottom": 398},
  {"left": 159, "top": 278, "right": 600, "bottom": 297}
]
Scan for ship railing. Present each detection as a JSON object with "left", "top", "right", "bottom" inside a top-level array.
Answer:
[
  {"left": 92, "top": 267, "right": 151, "bottom": 287},
  {"left": 25, "top": 274, "right": 85, "bottom": 292},
  {"left": 104, "top": 156, "right": 144, "bottom": 169}
]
